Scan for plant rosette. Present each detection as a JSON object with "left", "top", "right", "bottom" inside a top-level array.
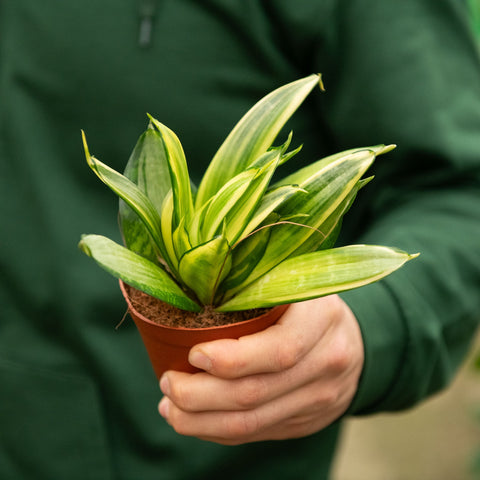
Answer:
[{"left": 79, "top": 74, "right": 418, "bottom": 377}]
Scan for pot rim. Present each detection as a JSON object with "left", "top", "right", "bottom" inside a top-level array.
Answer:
[{"left": 119, "top": 280, "right": 289, "bottom": 333}]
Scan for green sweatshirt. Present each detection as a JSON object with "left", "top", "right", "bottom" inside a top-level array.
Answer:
[{"left": 1, "top": 1, "right": 479, "bottom": 479}]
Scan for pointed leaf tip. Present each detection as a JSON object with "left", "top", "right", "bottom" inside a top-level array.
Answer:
[
  {"left": 379, "top": 144, "right": 396, "bottom": 155},
  {"left": 317, "top": 73, "right": 326, "bottom": 92},
  {"left": 195, "top": 74, "right": 322, "bottom": 207},
  {"left": 81, "top": 130, "right": 92, "bottom": 165},
  {"left": 78, "top": 236, "right": 92, "bottom": 256}
]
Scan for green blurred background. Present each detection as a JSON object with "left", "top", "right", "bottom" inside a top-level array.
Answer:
[{"left": 331, "top": 3, "right": 480, "bottom": 478}]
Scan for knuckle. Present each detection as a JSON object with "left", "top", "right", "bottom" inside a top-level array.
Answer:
[
  {"left": 225, "top": 411, "right": 261, "bottom": 439},
  {"left": 235, "top": 377, "right": 267, "bottom": 409},
  {"left": 307, "top": 384, "right": 342, "bottom": 412},
  {"left": 317, "top": 386, "right": 341, "bottom": 408},
  {"left": 216, "top": 354, "right": 249, "bottom": 379},
  {"left": 273, "top": 341, "right": 302, "bottom": 371},
  {"left": 327, "top": 336, "right": 353, "bottom": 373},
  {"left": 169, "top": 382, "right": 194, "bottom": 411},
  {"left": 165, "top": 408, "right": 187, "bottom": 435}
]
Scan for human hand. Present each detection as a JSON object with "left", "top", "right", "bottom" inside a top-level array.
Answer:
[{"left": 158, "top": 295, "right": 364, "bottom": 445}]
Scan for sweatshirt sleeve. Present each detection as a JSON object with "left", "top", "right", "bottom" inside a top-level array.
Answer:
[{"left": 320, "top": 0, "right": 480, "bottom": 414}]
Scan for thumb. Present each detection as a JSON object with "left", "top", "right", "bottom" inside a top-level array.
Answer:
[{"left": 188, "top": 299, "right": 330, "bottom": 378}]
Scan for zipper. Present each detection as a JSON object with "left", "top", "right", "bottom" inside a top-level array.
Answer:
[{"left": 138, "top": 0, "right": 158, "bottom": 48}]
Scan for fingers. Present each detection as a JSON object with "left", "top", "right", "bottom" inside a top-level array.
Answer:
[
  {"left": 159, "top": 368, "right": 356, "bottom": 445},
  {"left": 160, "top": 357, "right": 309, "bottom": 414},
  {"left": 160, "top": 371, "right": 270, "bottom": 412}
]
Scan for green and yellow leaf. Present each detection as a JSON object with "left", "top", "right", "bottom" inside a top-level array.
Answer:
[
  {"left": 178, "top": 235, "right": 232, "bottom": 305},
  {"left": 79, "top": 234, "right": 201, "bottom": 312},
  {"left": 148, "top": 115, "right": 194, "bottom": 227},
  {"left": 195, "top": 74, "right": 323, "bottom": 207},
  {"left": 81, "top": 131, "right": 169, "bottom": 264},
  {"left": 119, "top": 127, "right": 173, "bottom": 262},
  {"left": 217, "top": 245, "right": 419, "bottom": 311},
  {"left": 227, "top": 149, "right": 376, "bottom": 294}
]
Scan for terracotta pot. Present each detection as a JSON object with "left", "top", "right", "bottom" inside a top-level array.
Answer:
[{"left": 120, "top": 280, "right": 289, "bottom": 379}]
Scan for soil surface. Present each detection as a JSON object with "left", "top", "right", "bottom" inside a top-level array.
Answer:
[{"left": 126, "top": 285, "right": 269, "bottom": 328}]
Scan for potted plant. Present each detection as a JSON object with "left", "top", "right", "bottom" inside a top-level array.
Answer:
[{"left": 79, "top": 74, "right": 417, "bottom": 378}]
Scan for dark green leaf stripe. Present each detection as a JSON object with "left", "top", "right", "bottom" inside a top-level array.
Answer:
[
  {"left": 220, "top": 225, "right": 272, "bottom": 292},
  {"left": 119, "top": 127, "right": 172, "bottom": 262},
  {"left": 122, "top": 126, "right": 173, "bottom": 213}
]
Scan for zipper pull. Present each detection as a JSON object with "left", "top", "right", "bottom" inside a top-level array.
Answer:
[{"left": 138, "top": 0, "right": 157, "bottom": 48}]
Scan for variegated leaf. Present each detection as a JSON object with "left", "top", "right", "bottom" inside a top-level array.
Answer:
[
  {"left": 222, "top": 151, "right": 281, "bottom": 244},
  {"left": 287, "top": 176, "right": 374, "bottom": 257},
  {"left": 159, "top": 190, "right": 178, "bottom": 271},
  {"left": 219, "top": 223, "right": 273, "bottom": 293},
  {"left": 276, "top": 144, "right": 395, "bottom": 188},
  {"left": 195, "top": 74, "right": 323, "bottom": 208},
  {"left": 217, "top": 245, "right": 418, "bottom": 311},
  {"left": 201, "top": 170, "right": 256, "bottom": 242},
  {"left": 79, "top": 234, "right": 201, "bottom": 312},
  {"left": 226, "top": 149, "right": 376, "bottom": 295},
  {"left": 178, "top": 235, "right": 232, "bottom": 305},
  {"left": 82, "top": 131, "right": 169, "bottom": 263},
  {"left": 240, "top": 185, "right": 307, "bottom": 239},
  {"left": 119, "top": 126, "right": 172, "bottom": 262},
  {"left": 148, "top": 115, "right": 194, "bottom": 227}
]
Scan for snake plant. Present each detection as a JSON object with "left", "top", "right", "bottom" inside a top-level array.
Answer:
[{"left": 79, "top": 74, "right": 417, "bottom": 313}]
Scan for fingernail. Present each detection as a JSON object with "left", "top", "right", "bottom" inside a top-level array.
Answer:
[
  {"left": 189, "top": 350, "right": 212, "bottom": 371},
  {"left": 159, "top": 374, "right": 171, "bottom": 396},
  {"left": 159, "top": 396, "right": 170, "bottom": 419}
]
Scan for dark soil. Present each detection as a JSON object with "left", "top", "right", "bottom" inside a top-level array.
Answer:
[{"left": 126, "top": 285, "right": 269, "bottom": 328}]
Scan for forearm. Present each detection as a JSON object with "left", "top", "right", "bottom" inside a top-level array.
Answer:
[{"left": 344, "top": 186, "right": 480, "bottom": 414}]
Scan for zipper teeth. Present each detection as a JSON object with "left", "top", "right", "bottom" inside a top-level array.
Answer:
[{"left": 138, "top": 0, "right": 158, "bottom": 48}]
